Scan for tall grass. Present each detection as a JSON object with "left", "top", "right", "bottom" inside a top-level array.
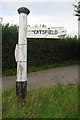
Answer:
[{"left": 2, "top": 84, "right": 79, "bottom": 118}]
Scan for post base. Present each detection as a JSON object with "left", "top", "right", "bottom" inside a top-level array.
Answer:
[{"left": 16, "top": 81, "right": 27, "bottom": 99}]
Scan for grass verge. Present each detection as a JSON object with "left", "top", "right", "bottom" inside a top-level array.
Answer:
[
  {"left": 3, "top": 60, "right": 78, "bottom": 76},
  {"left": 2, "top": 84, "right": 79, "bottom": 118},
  {"left": 28, "top": 60, "right": 77, "bottom": 73}
]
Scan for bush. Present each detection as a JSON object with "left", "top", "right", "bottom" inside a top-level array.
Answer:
[
  {"left": 2, "top": 24, "right": 18, "bottom": 71},
  {"left": 2, "top": 24, "right": 79, "bottom": 72},
  {"left": 28, "top": 38, "right": 79, "bottom": 67}
]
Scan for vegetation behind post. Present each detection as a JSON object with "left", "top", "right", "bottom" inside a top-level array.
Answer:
[{"left": 2, "top": 24, "right": 79, "bottom": 75}]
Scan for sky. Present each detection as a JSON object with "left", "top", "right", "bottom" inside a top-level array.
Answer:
[{"left": 0, "top": 0, "right": 79, "bottom": 36}]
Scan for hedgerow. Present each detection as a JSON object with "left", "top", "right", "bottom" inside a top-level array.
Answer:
[{"left": 2, "top": 24, "right": 79, "bottom": 72}]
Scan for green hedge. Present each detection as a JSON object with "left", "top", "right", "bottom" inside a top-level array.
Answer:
[
  {"left": 2, "top": 24, "right": 79, "bottom": 72},
  {"left": 2, "top": 24, "right": 18, "bottom": 71},
  {"left": 28, "top": 38, "right": 79, "bottom": 67}
]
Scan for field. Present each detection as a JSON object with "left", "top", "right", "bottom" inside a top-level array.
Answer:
[{"left": 2, "top": 84, "right": 80, "bottom": 118}]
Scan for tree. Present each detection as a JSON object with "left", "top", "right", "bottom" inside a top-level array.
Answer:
[{"left": 73, "top": 1, "right": 80, "bottom": 37}]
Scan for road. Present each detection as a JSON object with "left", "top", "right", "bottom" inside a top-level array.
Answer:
[{"left": 2, "top": 65, "right": 78, "bottom": 91}]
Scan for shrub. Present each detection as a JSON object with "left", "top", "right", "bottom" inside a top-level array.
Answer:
[{"left": 2, "top": 24, "right": 79, "bottom": 72}]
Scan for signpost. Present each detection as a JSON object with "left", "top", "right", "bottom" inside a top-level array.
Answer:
[
  {"left": 27, "top": 26, "right": 66, "bottom": 38},
  {"left": 15, "top": 7, "right": 30, "bottom": 100}
]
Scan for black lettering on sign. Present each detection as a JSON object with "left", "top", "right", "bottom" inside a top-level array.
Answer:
[
  {"left": 42, "top": 30, "right": 47, "bottom": 34},
  {"left": 32, "top": 30, "right": 37, "bottom": 34},
  {"left": 45, "top": 30, "right": 47, "bottom": 34},
  {"left": 42, "top": 30, "right": 45, "bottom": 34},
  {"left": 54, "top": 30, "right": 58, "bottom": 35},
  {"left": 39, "top": 30, "right": 42, "bottom": 34},
  {"left": 32, "top": 29, "right": 58, "bottom": 35},
  {"left": 37, "top": 30, "right": 39, "bottom": 34},
  {"left": 48, "top": 30, "right": 52, "bottom": 35},
  {"left": 47, "top": 28, "right": 52, "bottom": 35},
  {"left": 42, "top": 30, "right": 44, "bottom": 34},
  {"left": 48, "top": 28, "right": 55, "bottom": 35},
  {"left": 51, "top": 30, "right": 54, "bottom": 35}
]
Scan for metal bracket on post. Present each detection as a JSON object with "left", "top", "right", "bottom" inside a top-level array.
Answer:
[
  {"left": 15, "top": 7, "right": 30, "bottom": 100},
  {"left": 15, "top": 44, "right": 18, "bottom": 62}
]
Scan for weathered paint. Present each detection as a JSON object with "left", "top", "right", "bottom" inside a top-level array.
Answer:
[
  {"left": 15, "top": 7, "right": 30, "bottom": 99},
  {"left": 17, "top": 13, "right": 27, "bottom": 82}
]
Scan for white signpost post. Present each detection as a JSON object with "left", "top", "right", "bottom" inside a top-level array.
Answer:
[{"left": 15, "top": 7, "right": 30, "bottom": 100}]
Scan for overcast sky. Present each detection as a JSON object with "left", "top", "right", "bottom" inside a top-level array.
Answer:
[{"left": 1, "top": 0, "right": 79, "bottom": 36}]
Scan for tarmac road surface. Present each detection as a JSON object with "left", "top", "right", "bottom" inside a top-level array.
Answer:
[{"left": 2, "top": 64, "right": 78, "bottom": 91}]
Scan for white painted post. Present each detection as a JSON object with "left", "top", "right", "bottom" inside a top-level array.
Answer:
[{"left": 15, "top": 7, "right": 30, "bottom": 99}]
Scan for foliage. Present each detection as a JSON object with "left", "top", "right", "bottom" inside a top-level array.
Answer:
[
  {"left": 28, "top": 37, "right": 79, "bottom": 67},
  {"left": 73, "top": 1, "right": 80, "bottom": 16},
  {"left": 2, "top": 23, "right": 79, "bottom": 73},
  {"left": 3, "top": 61, "right": 77, "bottom": 76},
  {"left": 2, "top": 23, "right": 18, "bottom": 71},
  {"left": 2, "top": 85, "right": 79, "bottom": 118}
]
